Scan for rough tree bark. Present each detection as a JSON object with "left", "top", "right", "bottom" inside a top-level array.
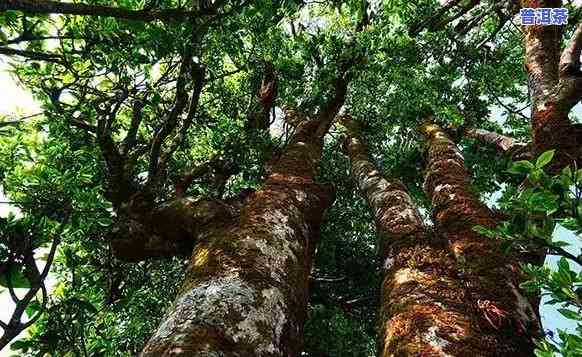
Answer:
[
  {"left": 247, "top": 62, "right": 278, "bottom": 131},
  {"left": 140, "top": 118, "right": 334, "bottom": 357},
  {"left": 343, "top": 124, "right": 499, "bottom": 356},
  {"left": 422, "top": 122, "right": 541, "bottom": 355},
  {"left": 412, "top": 0, "right": 582, "bottom": 171},
  {"left": 109, "top": 195, "right": 244, "bottom": 262},
  {"left": 521, "top": 0, "right": 582, "bottom": 172},
  {"left": 141, "top": 62, "right": 351, "bottom": 355}
]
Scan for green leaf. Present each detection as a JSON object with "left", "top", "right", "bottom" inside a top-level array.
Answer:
[
  {"left": 96, "top": 217, "right": 113, "bottom": 227},
  {"left": 508, "top": 160, "right": 535, "bottom": 175},
  {"left": 561, "top": 218, "right": 581, "bottom": 232},
  {"left": 0, "top": 265, "right": 31, "bottom": 289},
  {"left": 534, "top": 349, "right": 554, "bottom": 357},
  {"left": 536, "top": 150, "right": 555, "bottom": 169},
  {"left": 551, "top": 240, "right": 570, "bottom": 248},
  {"left": 520, "top": 280, "right": 540, "bottom": 292},
  {"left": 557, "top": 308, "right": 582, "bottom": 321},
  {"left": 0, "top": 29, "right": 7, "bottom": 44},
  {"left": 561, "top": 287, "right": 578, "bottom": 301},
  {"left": 473, "top": 225, "right": 497, "bottom": 238},
  {"left": 558, "top": 258, "right": 570, "bottom": 273},
  {"left": 10, "top": 340, "right": 30, "bottom": 351}
]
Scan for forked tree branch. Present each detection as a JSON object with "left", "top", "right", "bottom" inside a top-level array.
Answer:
[
  {"left": 147, "top": 46, "right": 194, "bottom": 184},
  {"left": 0, "top": 216, "right": 68, "bottom": 350}
]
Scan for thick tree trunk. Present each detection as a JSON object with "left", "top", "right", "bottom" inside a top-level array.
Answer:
[
  {"left": 141, "top": 118, "right": 335, "bottom": 356},
  {"left": 531, "top": 108, "right": 578, "bottom": 171},
  {"left": 344, "top": 132, "right": 494, "bottom": 356},
  {"left": 141, "top": 16, "right": 356, "bottom": 352},
  {"left": 422, "top": 123, "right": 541, "bottom": 355},
  {"left": 521, "top": 0, "right": 582, "bottom": 171}
]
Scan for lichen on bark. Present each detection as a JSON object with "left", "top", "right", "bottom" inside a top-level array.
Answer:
[
  {"left": 343, "top": 130, "right": 492, "bottom": 356},
  {"left": 141, "top": 113, "right": 336, "bottom": 356},
  {"left": 422, "top": 122, "right": 541, "bottom": 355}
]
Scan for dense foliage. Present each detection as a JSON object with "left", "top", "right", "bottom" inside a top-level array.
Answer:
[{"left": 0, "top": 0, "right": 581, "bottom": 356}]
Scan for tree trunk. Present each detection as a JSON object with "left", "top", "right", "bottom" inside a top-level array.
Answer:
[
  {"left": 344, "top": 132, "right": 496, "bottom": 356},
  {"left": 109, "top": 196, "right": 242, "bottom": 261},
  {"left": 531, "top": 102, "right": 579, "bottom": 172},
  {"left": 141, "top": 17, "right": 355, "bottom": 353},
  {"left": 422, "top": 123, "right": 541, "bottom": 355},
  {"left": 521, "top": 0, "right": 582, "bottom": 172},
  {"left": 141, "top": 118, "right": 334, "bottom": 356}
]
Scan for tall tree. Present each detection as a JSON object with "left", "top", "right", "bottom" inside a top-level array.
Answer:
[
  {"left": 422, "top": 122, "right": 541, "bottom": 354},
  {"left": 343, "top": 118, "right": 490, "bottom": 356},
  {"left": 411, "top": 0, "right": 582, "bottom": 171},
  {"left": 3, "top": 0, "right": 581, "bottom": 355},
  {"left": 141, "top": 62, "right": 351, "bottom": 355}
]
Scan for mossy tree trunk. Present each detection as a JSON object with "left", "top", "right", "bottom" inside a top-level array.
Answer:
[
  {"left": 141, "top": 59, "right": 352, "bottom": 355},
  {"left": 422, "top": 123, "right": 541, "bottom": 355},
  {"left": 343, "top": 130, "right": 489, "bottom": 356},
  {"left": 141, "top": 119, "right": 334, "bottom": 356},
  {"left": 521, "top": 0, "right": 582, "bottom": 172}
]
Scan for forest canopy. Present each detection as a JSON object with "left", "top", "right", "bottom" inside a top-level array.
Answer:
[{"left": 0, "top": 0, "right": 582, "bottom": 356}]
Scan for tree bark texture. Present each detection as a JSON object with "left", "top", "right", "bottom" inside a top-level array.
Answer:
[
  {"left": 141, "top": 27, "right": 355, "bottom": 354},
  {"left": 141, "top": 116, "right": 335, "bottom": 356},
  {"left": 109, "top": 196, "right": 242, "bottom": 262},
  {"left": 422, "top": 123, "right": 541, "bottom": 355},
  {"left": 344, "top": 132, "right": 500, "bottom": 356},
  {"left": 521, "top": 0, "right": 582, "bottom": 171}
]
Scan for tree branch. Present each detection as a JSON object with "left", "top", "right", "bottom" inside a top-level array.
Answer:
[
  {"left": 97, "top": 119, "right": 132, "bottom": 207},
  {"left": 314, "top": 64, "right": 350, "bottom": 140},
  {"left": 247, "top": 62, "right": 277, "bottom": 131},
  {"left": 0, "top": 0, "right": 207, "bottom": 22},
  {"left": 0, "top": 217, "right": 68, "bottom": 351},
  {"left": 313, "top": 3, "right": 373, "bottom": 140},
  {"left": 175, "top": 160, "right": 214, "bottom": 197},
  {"left": 121, "top": 99, "right": 145, "bottom": 156},
  {"left": 70, "top": 119, "right": 97, "bottom": 133},
  {"left": 0, "top": 46, "right": 62, "bottom": 63},
  {"left": 4, "top": 35, "right": 88, "bottom": 46},
  {"left": 156, "top": 64, "right": 206, "bottom": 172},
  {"left": 555, "top": 22, "right": 582, "bottom": 112},
  {"left": 434, "top": 0, "right": 480, "bottom": 32},
  {"left": 109, "top": 196, "right": 243, "bottom": 261},
  {"left": 147, "top": 46, "right": 193, "bottom": 183},
  {"left": 463, "top": 127, "right": 530, "bottom": 159},
  {"left": 0, "top": 121, "right": 21, "bottom": 128},
  {"left": 409, "top": 0, "right": 463, "bottom": 36},
  {"left": 559, "top": 23, "right": 582, "bottom": 76}
]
